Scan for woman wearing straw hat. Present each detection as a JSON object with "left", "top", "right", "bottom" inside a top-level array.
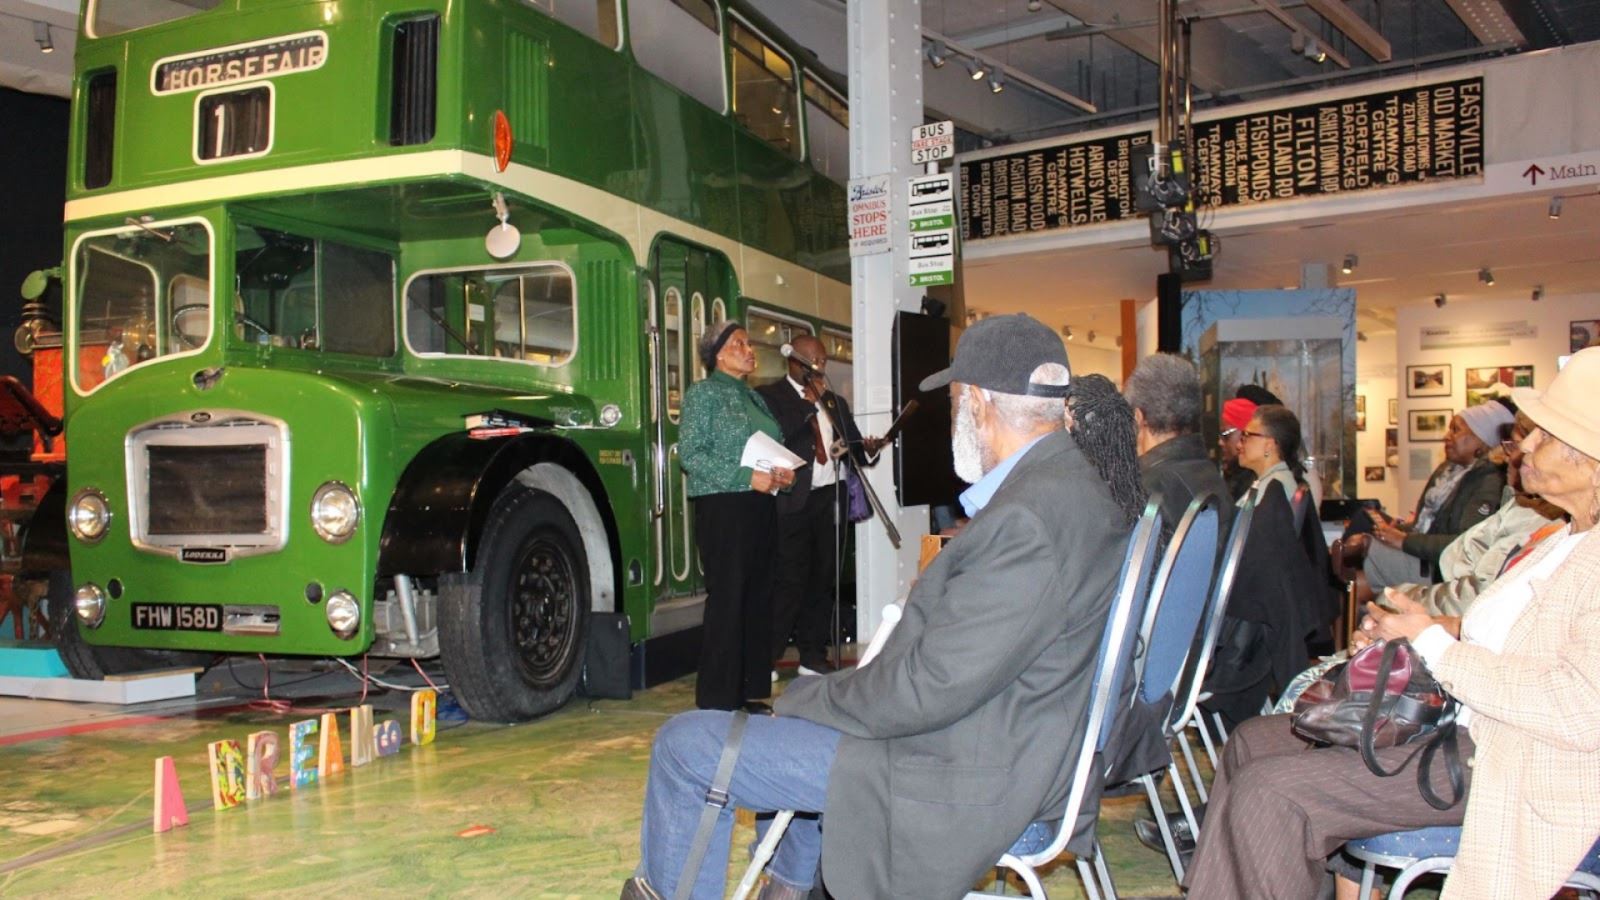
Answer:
[{"left": 1185, "top": 347, "right": 1600, "bottom": 899}]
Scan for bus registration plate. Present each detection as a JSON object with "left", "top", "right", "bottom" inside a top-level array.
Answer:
[{"left": 132, "top": 603, "right": 223, "bottom": 632}]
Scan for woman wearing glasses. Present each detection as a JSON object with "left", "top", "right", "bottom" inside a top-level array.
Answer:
[{"left": 1237, "top": 404, "right": 1309, "bottom": 506}]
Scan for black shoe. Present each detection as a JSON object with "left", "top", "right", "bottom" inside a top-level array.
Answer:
[
  {"left": 1135, "top": 814, "right": 1196, "bottom": 856},
  {"left": 620, "top": 876, "right": 664, "bottom": 900},
  {"left": 742, "top": 701, "right": 775, "bottom": 715}
]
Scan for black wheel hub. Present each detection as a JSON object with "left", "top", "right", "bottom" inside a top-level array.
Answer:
[{"left": 510, "top": 535, "right": 579, "bottom": 686}]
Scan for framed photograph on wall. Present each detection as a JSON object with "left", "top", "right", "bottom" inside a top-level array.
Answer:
[
  {"left": 1464, "top": 365, "right": 1533, "bottom": 407},
  {"left": 1388, "top": 398, "right": 1398, "bottom": 425},
  {"left": 1364, "top": 466, "right": 1386, "bottom": 483},
  {"left": 1409, "top": 408, "right": 1451, "bottom": 442},
  {"left": 1572, "top": 320, "right": 1600, "bottom": 353},
  {"left": 1355, "top": 395, "right": 1367, "bottom": 431},
  {"left": 1406, "top": 364, "right": 1451, "bottom": 398},
  {"left": 1385, "top": 427, "right": 1399, "bottom": 467}
]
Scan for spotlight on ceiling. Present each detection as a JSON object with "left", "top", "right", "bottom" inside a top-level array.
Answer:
[
  {"left": 1062, "top": 326, "right": 1074, "bottom": 341},
  {"left": 988, "top": 72, "right": 1005, "bottom": 94},
  {"left": 966, "top": 58, "right": 986, "bottom": 81},
  {"left": 926, "top": 41, "right": 948, "bottom": 68},
  {"left": 1434, "top": 293, "right": 1448, "bottom": 308},
  {"left": 1291, "top": 32, "right": 1326, "bottom": 63},
  {"left": 33, "top": 21, "right": 53, "bottom": 54},
  {"left": 1532, "top": 284, "right": 1544, "bottom": 302},
  {"left": 1027, "top": 0, "right": 1043, "bottom": 10},
  {"left": 1357, "top": 330, "right": 1369, "bottom": 342},
  {"left": 1479, "top": 267, "right": 1495, "bottom": 286},
  {"left": 1549, "top": 196, "right": 1563, "bottom": 219},
  {"left": 1115, "top": 335, "right": 1124, "bottom": 348},
  {"left": 1341, "top": 253, "right": 1358, "bottom": 275}
]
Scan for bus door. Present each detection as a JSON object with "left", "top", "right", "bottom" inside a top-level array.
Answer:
[{"left": 649, "top": 239, "right": 733, "bottom": 600}]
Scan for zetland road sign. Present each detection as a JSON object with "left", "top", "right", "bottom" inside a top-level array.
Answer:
[
  {"left": 911, "top": 121, "right": 955, "bottom": 164},
  {"left": 908, "top": 173, "right": 955, "bottom": 286}
]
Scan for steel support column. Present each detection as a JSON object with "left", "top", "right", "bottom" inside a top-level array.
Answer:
[{"left": 849, "top": 0, "right": 927, "bottom": 644}]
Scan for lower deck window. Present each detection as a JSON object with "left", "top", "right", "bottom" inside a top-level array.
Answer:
[{"left": 405, "top": 263, "right": 576, "bottom": 365}]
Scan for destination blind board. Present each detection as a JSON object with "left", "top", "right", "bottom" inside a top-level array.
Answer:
[{"left": 959, "top": 77, "right": 1485, "bottom": 241}]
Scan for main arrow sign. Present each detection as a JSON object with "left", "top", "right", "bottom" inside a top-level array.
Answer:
[{"left": 1523, "top": 163, "right": 1545, "bottom": 185}]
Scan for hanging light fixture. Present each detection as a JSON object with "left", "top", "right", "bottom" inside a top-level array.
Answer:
[
  {"left": 926, "top": 41, "right": 948, "bottom": 68},
  {"left": 989, "top": 72, "right": 1005, "bottom": 94},
  {"left": 33, "top": 21, "right": 53, "bottom": 53},
  {"left": 1341, "top": 253, "right": 1358, "bottom": 274},
  {"left": 1062, "top": 325, "right": 1074, "bottom": 341},
  {"left": 966, "top": 58, "right": 986, "bottom": 81},
  {"left": 1479, "top": 267, "right": 1495, "bottom": 286},
  {"left": 1532, "top": 285, "right": 1544, "bottom": 302},
  {"left": 1549, "top": 196, "right": 1563, "bottom": 219}
]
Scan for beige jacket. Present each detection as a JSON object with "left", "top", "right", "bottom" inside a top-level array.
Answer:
[
  {"left": 1432, "top": 526, "right": 1600, "bottom": 899},
  {"left": 1401, "top": 488, "right": 1559, "bottom": 617}
]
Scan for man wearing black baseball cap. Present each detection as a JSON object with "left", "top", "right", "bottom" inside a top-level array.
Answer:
[{"left": 623, "top": 313, "right": 1130, "bottom": 900}]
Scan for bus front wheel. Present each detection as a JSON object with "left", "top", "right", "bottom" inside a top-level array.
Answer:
[{"left": 438, "top": 486, "right": 590, "bottom": 722}]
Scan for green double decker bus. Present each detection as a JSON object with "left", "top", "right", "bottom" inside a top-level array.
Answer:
[{"left": 41, "top": 0, "right": 851, "bottom": 720}]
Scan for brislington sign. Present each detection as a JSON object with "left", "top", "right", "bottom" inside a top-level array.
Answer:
[
  {"left": 152, "top": 32, "right": 328, "bottom": 95},
  {"left": 960, "top": 76, "right": 1485, "bottom": 241}
]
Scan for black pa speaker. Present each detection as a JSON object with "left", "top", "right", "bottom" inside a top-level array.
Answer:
[
  {"left": 1156, "top": 272, "right": 1183, "bottom": 354},
  {"left": 892, "top": 311, "right": 960, "bottom": 508}
]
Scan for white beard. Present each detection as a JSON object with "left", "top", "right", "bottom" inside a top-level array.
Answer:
[{"left": 952, "top": 392, "right": 986, "bottom": 485}]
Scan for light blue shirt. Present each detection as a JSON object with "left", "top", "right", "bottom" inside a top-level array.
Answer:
[{"left": 958, "top": 434, "right": 1049, "bottom": 518}]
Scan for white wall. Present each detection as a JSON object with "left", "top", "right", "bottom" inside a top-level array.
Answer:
[
  {"left": 1355, "top": 331, "right": 1400, "bottom": 510},
  {"left": 1066, "top": 341, "right": 1123, "bottom": 386},
  {"left": 1394, "top": 292, "right": 1600, "bottom": 510}
]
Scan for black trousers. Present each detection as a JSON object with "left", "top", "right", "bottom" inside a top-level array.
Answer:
[
  {"left": 692, "top": 491, "right": 776, "bottom": 710},
  {"left": 770, "top": 482, "right": 842, "bottom": 665}
]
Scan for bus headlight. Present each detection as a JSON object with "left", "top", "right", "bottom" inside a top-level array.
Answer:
[
  {"left": 325, "top": 590, "right": 360, "bottom": 638},
  {"left": 74, "top": 583, "right": 107, "bottom": 628},
  {"left": 310, "top": 482, "right": 360, "bottom": 543},
  {"left": 68, "top": 489, "right": 111, "bottom": 543}
]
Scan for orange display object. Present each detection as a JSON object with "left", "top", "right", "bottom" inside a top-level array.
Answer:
[{"left": 30, "top": 346, "right": 69, "bottom": 463}]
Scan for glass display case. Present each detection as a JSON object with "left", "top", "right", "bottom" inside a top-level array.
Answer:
[{"left": 1200, "top": 317, "right": 1354, "bottom": 500}]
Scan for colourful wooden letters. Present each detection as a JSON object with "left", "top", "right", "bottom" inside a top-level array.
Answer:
[
  {"left": 374, "top": 719, "right": 403, "bottom": 757},
  {"left": 206, "top": 739, "right": 246, "bottom": 810},
  {"left": 411, "top": 688, "right": 437, "bottom": 746},
  {"left": 317, "top": 712, "right": 345, "bottom": 778},
  {"left": 288, "top": 718, "right": 319, "bottom": 789},
  {"left": 246, "top": 730, "right": 280, "bottom": 800},
  {"left": 349, "top": 704, "right": 375, "bottom": 767},
  {"left": 153, "top": 755, "right": 189, "bottom": 833}
]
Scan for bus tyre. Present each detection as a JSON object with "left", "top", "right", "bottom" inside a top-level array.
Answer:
[
  {"left": 47, "top": 571, "right": 208, "bottom": 679},
  {"left": 438, "top": 486, "right": 589, "bottom": 722}
]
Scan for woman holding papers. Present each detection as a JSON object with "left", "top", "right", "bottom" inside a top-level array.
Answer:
[{"left": 681, "top": 320, "right": 797, "bottom": 711}]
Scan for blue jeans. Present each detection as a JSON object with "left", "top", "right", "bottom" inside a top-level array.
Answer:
[{"left": 638, "top": 710, "right": 841, "bottom": 899}]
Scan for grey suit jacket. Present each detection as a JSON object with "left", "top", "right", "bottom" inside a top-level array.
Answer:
[{"left": 775, "top": 430, "right": 1130, "bottom": 899}]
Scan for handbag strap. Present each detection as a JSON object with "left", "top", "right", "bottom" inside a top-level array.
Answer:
[
  {"left": 674, "top": 710, "right": 750, "bottom": 900},
  {"left": 1358, "top": 641, "right": 1429, "bottom": 777},
  {"left": 1417, "top": 704, "right": 1466, "bottom": 811}
]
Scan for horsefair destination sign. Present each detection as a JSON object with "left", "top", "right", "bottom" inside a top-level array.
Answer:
[
  {"left": 960, "top": 76, "right": 1485, "bottom": 241},
  {"left": 152, "top": 31, "right": 329, "bottom": 94}
]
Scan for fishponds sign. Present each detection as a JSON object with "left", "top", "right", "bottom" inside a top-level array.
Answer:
[{"left": 960, "top": 77, "right": 1485, "bottom": 240}]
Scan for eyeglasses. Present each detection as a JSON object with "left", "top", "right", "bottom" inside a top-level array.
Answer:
[
  {"left": 1219, "top": 427, "right": 1240, "bottom": 438},
  {"left": 1241, "top": 430, "right": 1269, "bottom": 441}
]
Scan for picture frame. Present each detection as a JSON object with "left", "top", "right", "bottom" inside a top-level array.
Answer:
[
  {"left": 1355, "top": 394, "right": 1367, "bottom": 431},
  {"left": 1409, "top": 408, "right": 1451, "bottom": 442},
  {"left": 1388, "top": 398, "right": 1398, "bottom": 425},
  {"left": 1464, "top": 365, "right": 1533, "bottom": 407},
  {"left": 1572, "top": 320, "right": 1600, "bottom": 354},
  {"left": 1364, "top": 466, "right": 1386, "bottom": 483},
  {"left": 1385, "top": 427, "right": 1399, "bottom": 467},
  {"left": 1406, "top": 364, "right": 1451, "bottom": 398}
]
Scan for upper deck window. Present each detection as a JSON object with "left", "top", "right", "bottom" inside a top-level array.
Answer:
[
  {"left": 803, "top": 75, "right": 849, "bottom": 183},
  {"left": 630, "top": 0, "right": 724, "bottom": 113},
  {"left": 524, "top": 0, "right": 621, "bottom": 48},
  {"left": 405, "top": 263, "right": 576, "bottom": 367},
  {"left": 72, "top": 220, "right": 212, "bottom": 394},
  {"left": 234, "top": 225, "right": 396, "bottom": 357},
  {"left": 89, "top": 0, "right": 222, "bottom": 38},
  {"left": 729, "top": 19, "right": 799, "bottom": 159}
]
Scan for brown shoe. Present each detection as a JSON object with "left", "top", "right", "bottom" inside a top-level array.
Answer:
[{"left": 620, "top": 876, "right": 664, "bottom": 900}]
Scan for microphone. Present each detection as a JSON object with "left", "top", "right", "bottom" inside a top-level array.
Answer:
[{"left": 780, "top": 343, "right": 823, "bottom": 373}]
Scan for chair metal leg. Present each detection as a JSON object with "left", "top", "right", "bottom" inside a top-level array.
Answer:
[
  {"left": 1074, "top": 858, "right": 1101, "bottom": 900},
  {"left": 732, "top": 810, "right": 794, "bottom": 900},
  {"left": 1358, "top": 862, "right": 1377, "bottom": 899},
  {"left": 1210, "top": 711, "right": 1229, "bottom": 744},
  {"left": 1140, "top": 773, "right": 1186, "bottom": 883},
  {"left": 1091, "top": 839, "right": 1118, "bottom": 900},
  {"left": 1194, "top": 715, "right": 1221, "bottom": 771},
  {"left": 1167, "top": 761, "right": 1202, "bottom": 850},
  {"left": 1387, "top": 856, "right": 1455, "bottom": 898},
  {"left": 1176, "top": 729, "right": 1209, "bottom": 804}
]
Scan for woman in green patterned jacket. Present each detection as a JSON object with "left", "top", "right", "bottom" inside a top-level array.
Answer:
[{"left": 681, "top": 320, "right": 795, "bottom": 711}]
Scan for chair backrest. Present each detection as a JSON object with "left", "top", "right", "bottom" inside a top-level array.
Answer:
[
  {"left": 1166, "top": 489, "right": 1257, "bottom": 732},
  {"left": 1024, "top": 497, "right": 1162, "bottom": 865},
  {"left": 1134, "top": 494, "right": 1221, "bottom": 721},
  {"left": 1290, "top": 484, "right": 1311, "bottom": 535}
]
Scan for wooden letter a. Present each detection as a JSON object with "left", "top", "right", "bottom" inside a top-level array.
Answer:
[
  {"left": 153, "top": 756, "right": 189, "bottom": 833},
  {"left": 318, "top": 712, "right": 345, "bottom": 778}
]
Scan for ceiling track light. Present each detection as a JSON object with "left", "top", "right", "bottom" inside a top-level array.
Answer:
[
  {"left": 1549, "top": 196, "right": 1563, "bottom": 219},
  {"left": 1341, "top": 253, "right": 1358, "bottom": 275},
  {"left": 1062, "top": 326, "right": 1074, "bottom": 341},
  {"left": 989, "top": 72, "right": 1005, "bottom": 94},
  {"left": 1027, "top": 0, "right": 1043, "bottom": 10},
  {"left": 1434, "top": 293, "right": 1448, "bottom": 308},
  {"left": 1087, "top": 330, "right": 1097, "bottom": 343},
  {"left": 966, "top": 58, "right": 986, "bottom": 81},
  {"left": 33, "top": 21, "right": 53, "bottom": 54},
  {"left": 1532, "top": 284, "right": 1544, "bottom": 302},
  {"left": 926, "top": 41, "right": 947, "bottom": 69},
  {"left": 1479, "top": 267, "right": 1495, "bottom": 286}
]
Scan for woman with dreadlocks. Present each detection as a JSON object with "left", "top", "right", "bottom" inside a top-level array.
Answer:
[{"left": 1065, "top": 374, "right": 1148, "bottom": 526}]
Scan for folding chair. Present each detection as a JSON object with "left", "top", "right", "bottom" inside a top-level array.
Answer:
[
  {"left": 1122, "top": 494, "right": 1222, "bottom": 884},
  {"left": 964, "top": 497, "right": 1165, "bottom": 900},
  {"left": 1345, "top": 827, "right": 1600, "bottom": 898}
]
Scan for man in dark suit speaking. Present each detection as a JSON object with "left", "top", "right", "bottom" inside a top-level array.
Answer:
[
  {"left": 622, "top": 314, "right": 1131, "bottom": 900},
  {"left": 756, "top": 334, "right": 883, "bottom": 677}
]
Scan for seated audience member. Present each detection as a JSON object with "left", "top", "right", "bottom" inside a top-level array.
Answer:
[
  {"left": 1219, "top": 397, "right": 1259, "bottom": 501},
  {"left": 621, "top": 314, "right": 1132, "bottom": 900},
  {"left": 1356, "top": 403, "right": 1512, "bottom": 589},
  {"left": 1238, "top": 404, "right": 1308, "bottom": 507},
  {"left": 1122, "top": 354, "right": 1234, "bottom": 539},
  {"left": 1064, "top": 374, "right": 1148, "bottom": 525},
  {"left": 1237, "top": 384, "right": 1325, "bottom": 508},
  {"left": 1184, "top": 347, "right": 1600, "bottom": 900}
]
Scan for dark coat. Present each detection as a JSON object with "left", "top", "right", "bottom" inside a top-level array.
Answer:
[
  {"left": 1139, "top": 433, "right": 1236, "bottom": 544},
  {"left": 775, "top": 430, "right": 1130, "bottom": 899},
  {"left": 1401, "top": 456, "right": 1507, "bottom": 569},
  {"left": 755, "top": 377, "right": 867, "bottom": 518}
]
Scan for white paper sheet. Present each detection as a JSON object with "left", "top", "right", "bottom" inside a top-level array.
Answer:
[{"left": 740, "top": 431, "right": 807, "bottom": 472}]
